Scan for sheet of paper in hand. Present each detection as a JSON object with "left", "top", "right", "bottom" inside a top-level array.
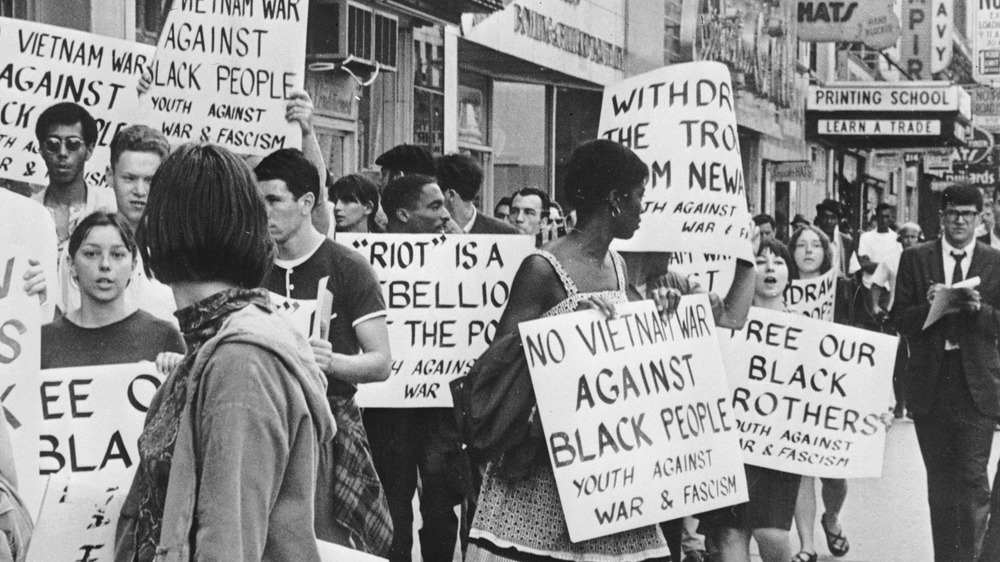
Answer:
[{"left": 519, "top": 296, "right": 747, "bottom": 542}]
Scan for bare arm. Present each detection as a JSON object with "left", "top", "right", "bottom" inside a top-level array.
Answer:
[
  {"left": 494, "top": 255, "right": 563, "bottom": 339},
  {"left": 310, "top": 316, "right": 392, "bottom": 384},
  {"left": 286, "top": 90, "right": 331, "bottom": 235},
  {"left": 716, "top": 259, "right": 754, "bottom": 329}
]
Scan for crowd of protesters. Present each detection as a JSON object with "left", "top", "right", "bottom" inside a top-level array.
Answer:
[{"left": 4, "top": 90, "right": 1000, "bottom": 562}]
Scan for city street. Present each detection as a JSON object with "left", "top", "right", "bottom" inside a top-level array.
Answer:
[{"left": 774, "top": 419, "right": 1000, "bottom": 562}]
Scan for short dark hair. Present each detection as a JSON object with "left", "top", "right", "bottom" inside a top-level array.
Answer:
[
  {"left": 35, "top": 102, "right": 98, "bottom": 147},
  {"left": 756, "top": 237, "right": 793, "bottom": 290},
  {"left": 512, "top": 187, "right": 551, "bottom": 219},
  {"left": 375, "top": 144, "right": 436, "bottom": 176},
  {"left": 254, "top": 148, "right": 320, "bottom": 205},
  {"left": 495, "top": 196, "right": 512, "bottom": 210},
  {"left": 941, "top": 184, "right": 984, "bottom": 211},
  {"left": 753, "top": 214, "right": 776, "bottom": 228},
  {"left": 787, "top": 224, "right": 833, "bottom": 279},
  {"left": 68, "top": 211, "right": 137, "bottom": 261},
  {"left": 816, "top": 198, "right": 843, "bottom": 219},
  {"left": 564, "top": 139, "right": 648, "bottom": 214},
  {"left": 435, "top": 153, "right": 482, "bottom": 201},
  {"left": 110, "top": 125, "right": 170, "bottom": 170},
  {"left": 875, "top": 203, "right": 895, "bottom": 214},
  {"left": 142, "top": 143, "right": 274, "bottom": 288},
  {"left": 330, "top": 173, "right": 381, "bottom": 232},
  {"left": 382, "top": 174, "right": 436, "bottom": 221}
]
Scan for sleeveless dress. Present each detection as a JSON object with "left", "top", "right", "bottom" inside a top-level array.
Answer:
[{"left": 468, "top": 250, "right": 670, "bottom": 562}]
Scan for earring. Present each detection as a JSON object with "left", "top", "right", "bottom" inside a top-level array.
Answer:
[{"left": 610, "top": 205, "right": 621, "bottom": 218}]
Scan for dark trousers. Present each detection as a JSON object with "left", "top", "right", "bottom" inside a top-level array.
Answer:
[
  {"left": 914, "top": 351, "right": 995, "bottom": 562},
  {"left": 363, "top": 408, "right": 471, "bottom": 562},
  {"left": 893, "top": 336, "right": 909, "bottom": 415}
]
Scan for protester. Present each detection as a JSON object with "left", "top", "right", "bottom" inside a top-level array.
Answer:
[
  {"left": 622, "top": 237, "right": 758, "bottom": 562},
  {"left": 256, "top": 148, "right": 393, "bottom": 554},
  {"left": 787, "top": 225, "right": 849, "bottom": 562},
  {"left": 467, "top": 139, "right": 672, "bottom": 560},
  {"left": 493, "top": 196, "right": 512, "bottom": 221},
  {"left": 893, "top": 184, "right": 1000, "bottom": 562},
  {"left": 61, "top": 125, "right": 177, "bottom": 323},
  {"left": 979, "top": 186, "right": 1000, "bottom": 250},
  {"left": 701, "top": 238, "right": 800, "bottom": 562},
  {"left": 364, "top": 173, "right": 465, "bottom": 562},
  {"left": 376, "top": 144, "right": 436, "bottom": 183},
  {"left": 31, "top": 102, "right": 117, "bottom": 314},
  {"left": 437, "top": 154, "right": 517, "bottom": 234},
  {"left": 331, "top": 174, "right": 383, "bottom": 233},
  {"left": 870, "top": 222, "right": 922, "bottom": 420},
  {"left": 114, "top": 143, "right": 336, "bottom": 561},
  {"left": 41, "top": 211, "right": 184, "bottom": 370},
  {"left": 508, "top": 187, "right": 551, "bottom": 243},
  {"left": 548, "top": 200, "right": 567, "bottom": 238},
  {"left": 753, "top": 214, "right": 776, "bottom": 242}
]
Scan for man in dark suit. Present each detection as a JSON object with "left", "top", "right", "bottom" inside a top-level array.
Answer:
[
  {"left": 893, "top": 184, "right": 1000, "bottom": 562},
  {"left": 436, "top": 153, "right": 518, "bottom": 234}
]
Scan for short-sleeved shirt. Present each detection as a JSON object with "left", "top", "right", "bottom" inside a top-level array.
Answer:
[
  {"left": 263, "top": 238, "right": 386, "bottom": 397},
  {"left": 41, "top": 309, "right": 185, "bottom": 369}
]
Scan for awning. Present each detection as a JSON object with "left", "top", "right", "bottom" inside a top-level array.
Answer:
[{"left": 805, "top": 83, "right": 972, "bottom": 149}]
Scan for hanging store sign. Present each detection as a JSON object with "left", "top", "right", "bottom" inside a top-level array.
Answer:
[
  {"left": 931, "top": 0, "right": 954, "bottom": 73},
  {"left": 806, "top": 84, "right": 971, "bottom": 149},
  {"left": 796, "top": 1, "right": 900, "bottom": 49},
  {"left": 769, "top": 161, "right": 815, "bottom": 182},
  {"left": 975, "top": 0, "right": 1000, "bottom": 83},
  {"left": 970, "top": 85, "right": 1000, "bottom": 131},
  {"left": 902, "top": 0, "right": 934, "bottom": 79}
]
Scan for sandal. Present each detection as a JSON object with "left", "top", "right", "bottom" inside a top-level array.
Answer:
[
  {"left": 791, "top": 552, "right": 817, "bottom": 562},
  {"left": 821, "top": 512, "right": 850, "bottom": 557}
]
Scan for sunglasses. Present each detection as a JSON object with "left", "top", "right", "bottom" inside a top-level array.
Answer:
[{"left": 42, "top": 136, "right": 86, "bottom": 153}]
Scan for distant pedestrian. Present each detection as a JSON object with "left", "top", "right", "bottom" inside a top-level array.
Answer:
[{"left": 115, "top": 143, "right": 336, "bottom": 562}]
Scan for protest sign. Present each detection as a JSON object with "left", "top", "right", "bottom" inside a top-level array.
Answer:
[
  {"left": 719, "top": 307, "right": 896, "bottom": 478},
  {"left": 342, "top": 233, "right": 535, "bottom": 407},
  {"left": 520, "top": 296, "right": 747, "bottom": 542},
  {"left": 0, "top": 17, "right": 153, "bottom": 188},
  {"left": 0, "top": 246, "right": 43, "bottom": 515},
  {"left": 27, "top": 475, "right": 125, "bottom": 562},
  {"left": 141, "top": 0, "right": 308, "bottom": 155},
  {"left": 7, "top": 362, "right": 163, "bottom": 519},
  {"left": 667, "top": 252, "right": 736, "bottom": 296},
  {"left": 598, "top": 62, "right": 753, "bottom": 260},
  {"left": 269, "top": 276, "right": 330, "bottom": 339},
  {"left": 785, "top": 269, "right": 837, "bottom": 322}
]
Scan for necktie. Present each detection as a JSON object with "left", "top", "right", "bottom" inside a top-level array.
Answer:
[
  {"left": 952, "top": 251, "right": 966, "bottom": 285},
  {"left": 946, "top": 250, "right": 966, "bottom": 346}
]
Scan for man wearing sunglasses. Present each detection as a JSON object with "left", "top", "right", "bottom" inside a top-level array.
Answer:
[
  {"left": 30, "top": 102, "right": 117, "bottom": 314},
  {"left": 893, "top": 185, "right": 1000, "bottom": 561}
]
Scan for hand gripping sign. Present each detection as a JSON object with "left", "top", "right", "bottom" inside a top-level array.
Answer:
[
  {"left": 140, "top": 0, "right": 308, "bottom": 154},
  {"left": 718, "top": 307, "right": 896, "bottom": 478},
  {"left": 342, "top": 233, "right": 536, "bottom": 408},
  {"left": 598, "top": 62, "right": 753, "bottom": 260},
  {"left": 519, "top": 297, "right": 747, "bottom": 542}
]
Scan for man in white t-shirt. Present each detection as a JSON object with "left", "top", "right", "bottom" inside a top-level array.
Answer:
[{"left": 854, "top": 203, "right": 903, "bottom": 288}]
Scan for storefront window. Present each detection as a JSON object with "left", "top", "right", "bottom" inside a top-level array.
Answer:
[
  {"left": 494, "top": 81, "right": 547, "bottom": 199},
  {"left": 136, "top": 0, "right": 172, "bottom": 44},
  {"left": 414, "top": 26, "right": 444, "bottom": 155}
]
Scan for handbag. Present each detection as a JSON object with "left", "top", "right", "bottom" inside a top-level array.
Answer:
[{"left": 450, "top": 330, "right": 541, "bottom": 470}]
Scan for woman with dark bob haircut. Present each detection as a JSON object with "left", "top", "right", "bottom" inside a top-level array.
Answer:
[
  {"left": 331, "top": 173, "right": 383, "bottom": 233},
  {"left": 115, "top": 144, "right": 336, "bottom": 562},
  {"left": 466, "top": 139, "right": 673, "bottom": 561}
]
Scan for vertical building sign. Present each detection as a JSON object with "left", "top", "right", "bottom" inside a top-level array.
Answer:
[
  {"left": 976, "top": 0, "right": 1000, "bottom": 82},
  {"left": 931, "top": 0, "right": 953, "bottom": 73},
  {"left": 902, "top": 0, "right": 933, "bottom": 79}
]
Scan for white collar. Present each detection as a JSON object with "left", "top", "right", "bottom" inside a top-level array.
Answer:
[
  {"left": 462, "top": 207, "right": 477, "bottom": 234},
  {"left": 942, "top": 236, "right": 976, "bottom": 259}
]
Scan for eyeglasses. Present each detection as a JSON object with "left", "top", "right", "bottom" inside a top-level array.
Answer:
[
  {"left": 42, "top": 136, "right": 86, "bottom": 153},
  {"left": 943, "top": 210, "right": 979, "bottom": 222}
]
